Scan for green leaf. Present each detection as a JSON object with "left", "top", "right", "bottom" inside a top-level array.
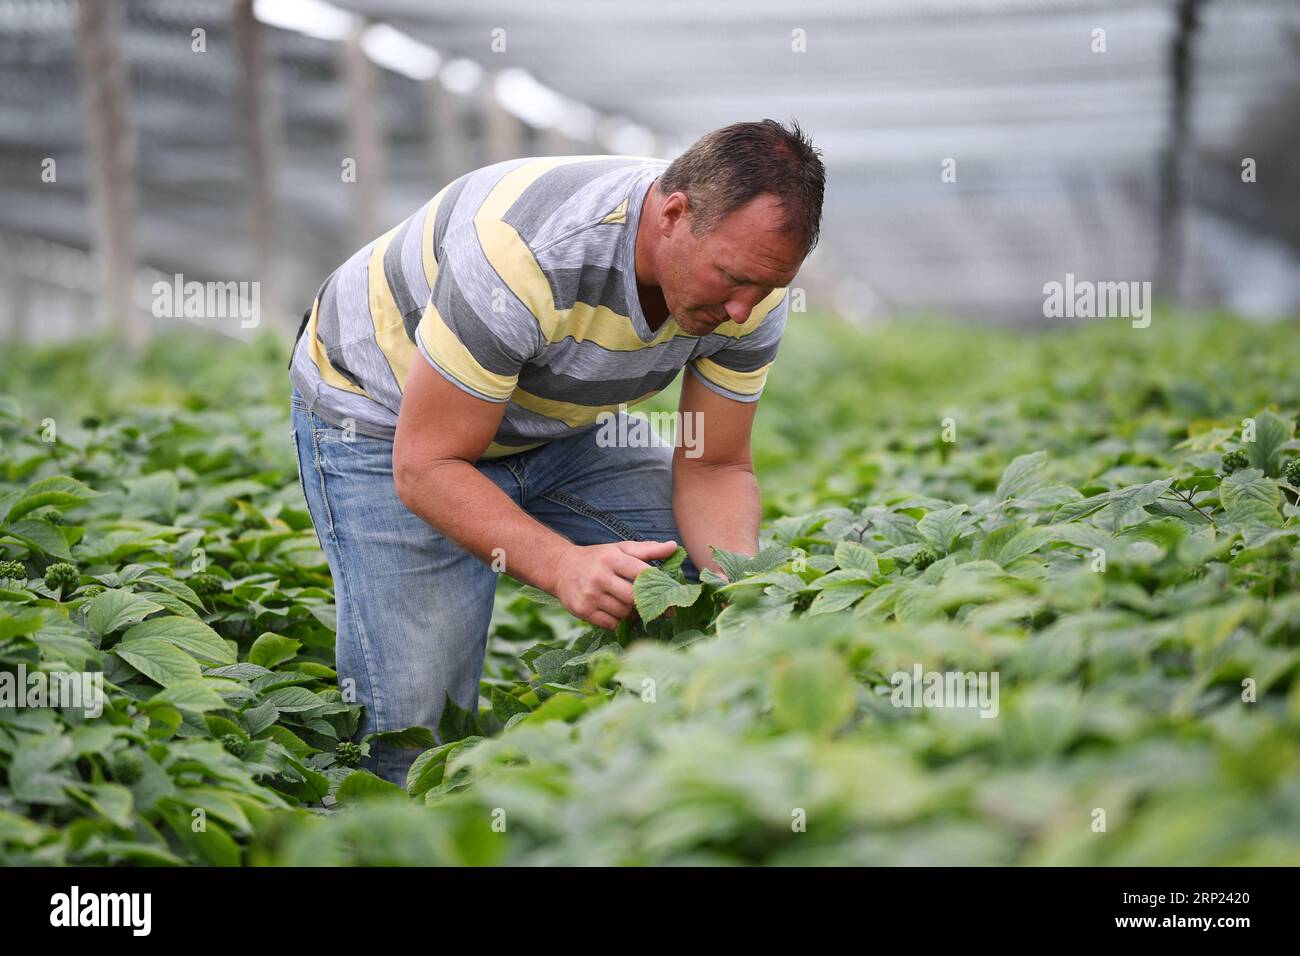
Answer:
[
  {"left": 258, "top": 724, "right": 314, "bottom": 759},
  {"left": 708, "top": 545, "right": 753, "bottom": 583},
  {"left": 525, "top": 691, "right": 591, "bottom": 725},
  {"left": 1244, "top": 410, "right": 1289, "bottom": 477},
  {"left": 8, "top": 733, "right": 75, "bottom": 805},
  {"left": 363, "top": 727, "right": 438, "bottom": 750},
  {"left": 248, "top": 632, "right": 301, "bottom": 669},
  {"left": 67, "top": 783, "right": 134, "bottom": 828},
  {"left": 658, "top": 546, "right": 688, "bottom": 577},
  {"left": 996, "top": 451, "right": 1047, "bottom": 501},
  {"left": 154, "top": 680, "right": 228, "bottom": 712},
  {"left": 1219, "top": 468, "right": 1283, "bottom": 527},
  {"left": 180, "top": 786, "right": 254, "bottom": 834},
  {"left": 699, "top": 567, "right": 729, "bottom": 587},
  {"left": 746, "top": 545, "right": 794, "bottom": 575},
  {"left": 769, "top": 650, "right": 856, "bottom": 735},
  {"left": 121, "top": 616, "right": 236, "bottom": 665},
  {"left": 438, "top": 691, "right": 480, "bottom": 744},
  {"left": 1054, "top": 480, "right": 1171, "bottom": 525},
  {"left": 158, "top": 800, "right": 241, "bottom": 866},
  {"left": 259, "top": 686, "right": 325, "bottom": 713},
  {"left": 805, "top": 584, "right": 869, "bottom": 616},
  {"left": 531, "top": 648, "right": 577, "bottom": 680},
  {"left": 144, "top": 704, "right": 183, "bottom": 740},
  {"left": 0, "top": 607, "right": 44, "bottom": 641},
  {"left": 335, "top": 769, "right": 407, "bottom": 804},
  {"left": 406, "top": 739, "right": 477, "bottom": 797},
  {"left": 3, "top": 475, "right": 101, "bottom": 526},
  {"left": 114, "top": 637, "right": 204, "bottom": 687},
  {"left": 4, "top": 517, "right": 74, "bottom": 561},
  {"left": 120, "top": 472, "right": 180, "bottom": 522},
  {"left": 240, "top": 700, "right": 280, "bottom": 736},
  {"left": 834, "top": 540, "right": 880, "bottom": 577},
  {"left": 86, "top": 589, "right": 165, "bottom": 636},
  {"left": 490, "top": 685, "right": 532, "bottom": 722},
  {"left": 979, "top": 523, "right": 1054, "bottom": 568},
  {"left": 515, "top": 585, "right": 562, "bottom": 606},
  {"left": 633, "top": 566, "right": 703, "bottom": 622},
  {"left": 916, "top": 505, "right": 971, "bottom": 552}
]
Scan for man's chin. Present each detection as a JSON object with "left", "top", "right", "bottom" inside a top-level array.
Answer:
[{"left": 678, "top": 315, "right": 715, "bottom": 335}]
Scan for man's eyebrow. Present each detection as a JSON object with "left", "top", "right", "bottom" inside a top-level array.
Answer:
[{"left": 722, "top": 266, "right": 770, "bottom": 285}]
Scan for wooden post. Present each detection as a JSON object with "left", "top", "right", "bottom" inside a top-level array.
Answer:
[
  {"left": 484, "top": 76, "right": 523, "bottom": 164},
  {"left": 425, "top": 79, "right": 469, "bottom": 186},
  {"left": 543, "top": 124, "right": 577, "bottom": 157},
  {"left": 75, "top": 0, "right": 143, "bottom": 349},
  {"left": 1157, "top": 0, "right": 1206, "bottom": 302},
  {"left": 3, "top": 270, "right": 30, "bottom": 344},
  {"left": 340, "top": 20, "right": 386, "bottom": 246},
  {"left": 231, "top": 0, "right": 282, "bottom": 335}
]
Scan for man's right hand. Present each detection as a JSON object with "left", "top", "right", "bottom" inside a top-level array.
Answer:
[{"left": 553, "top": 539, "right": 679, "bottom": 629}]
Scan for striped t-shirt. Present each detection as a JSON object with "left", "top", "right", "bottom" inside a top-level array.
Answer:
[{"left": 288, "top": 154, "right": 790, "bottom": 458}]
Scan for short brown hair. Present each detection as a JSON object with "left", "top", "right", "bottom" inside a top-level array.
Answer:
[{"left": 656, "top": 119, "right": 826, "bottom": 257}]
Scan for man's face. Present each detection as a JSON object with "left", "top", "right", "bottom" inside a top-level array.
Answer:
[{"left": 656, "top": 192, "right": 805, "bottom": 336}]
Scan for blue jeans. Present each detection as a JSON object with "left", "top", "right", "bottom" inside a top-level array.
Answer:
[{"left": 288, "top": 385, "right": 698, "bottom": 786}]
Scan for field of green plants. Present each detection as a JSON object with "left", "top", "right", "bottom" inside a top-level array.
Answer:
[{"left": 2, "top": 310, "right": 1298, "bottom": 865}]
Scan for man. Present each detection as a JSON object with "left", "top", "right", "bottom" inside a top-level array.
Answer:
[{"left": 287, "top": 119, "right": 824, "bottom": 785}]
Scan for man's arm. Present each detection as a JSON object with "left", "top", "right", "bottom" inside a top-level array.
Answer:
[
  {"left": 671, "top": 366, "right": 763, "bottom": 579},
  {"left": 393, "top": 358, "right": 675, "bottom": 629}
]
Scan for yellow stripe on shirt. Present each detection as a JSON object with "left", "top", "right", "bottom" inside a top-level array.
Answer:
[
  {"left": 691, "top": 355, "right": 770, "bottom": 397},
  {"left": 421, "top": 183, "right": 454, "bottom": 289},
  {"left": 368, "top": 225, "right": 419, "bottom": 392},
  {"left": 304, "top": 298, "right": 371, "bottom": 396},
  {"left": 417, "top": 300, "right": 519, "bottom": 400},
  {"left": 510, "top": 387, "right": 662, "bottom": 428}
]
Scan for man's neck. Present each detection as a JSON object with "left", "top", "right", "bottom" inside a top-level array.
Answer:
[
  {"left": 639, "top": 283, "right": 669, "bottom": 331},
  {"left": 635, "top": 177, "right": 668, "bottom": 331}
]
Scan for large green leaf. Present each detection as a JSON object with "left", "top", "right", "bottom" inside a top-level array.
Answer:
[
  {"left": 769, "top": 650, "right": 856, "bottom": 735},
  {"left": 1243, "top": 410, "right": 1290, "bottom": 477},
  {"left": 8, "top": 733, "right": 75, "bottom": 805},
  {"left": 996, "top": 451, "right": 1047, "bottom": 501},
  {"left": 489, "top": 685, "right": 532, "bottom": 723},
  {"left": 154, "top": 680, "right": 229, "bottom": 712},
  {"left": 3, "top": 517, "right": 73, "bottom": 561},
  {"left": 633, "top": 566, "right": 703, "bottom": 622},
  {"left": 114, "top": 637, "right": 204, "bottom": 687},
  {"left": 916, "top": 505, "right": 971, "bottom": 553},
  {"left": 1219, "top": 468, "right": 1282, "bottom": 527},
  {"left": 67, "top": 783, "right": 134, "bottom": 828},
  {"left": 979, "top": 523, "right": 1054, "bottom": 567},
  {"left": 833, "top": 540, "right": 880, "bottom": 577},
  {"left": 438, "top": 691, "right": 480, "bottom": 744},
  {"left": 86, "top": 590, "right": 165, "bottom": 636},
  {"left": 3, "top": 475, "right": 101, "bottom": 526},
  {"left": 708, "top": 545, "right": 753, "bottom": 583},
  {"left": 805, "top": 584, "right": 870, "bottom": 616},
  {"left": 120, "top": 471, "right": 180, "bottom": 522},
  {"left": 406, "top": 739, "right": 477, "bottom": 797},
  {"left": 121, "top": 616, "right": 236, "bottom": 665},
  {"left": 335, "top": 769, "right": 407, "bottom": 804},
  {"left": 248, "top": 632, "right": 301, "bottom": 669},
  {"left": 1053, "top": 479, "right": 1173, "bottom": 529},
  {"left": 259, "top": 686, "right": 326, "bottom": 713}
]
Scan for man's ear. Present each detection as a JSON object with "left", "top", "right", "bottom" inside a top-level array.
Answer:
[{"left": 659, "top": 190, "right": 690, "bottom": 233}]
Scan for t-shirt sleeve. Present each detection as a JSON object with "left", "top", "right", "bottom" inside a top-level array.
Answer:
[
  {"left": 686, "top": 288, "right": 789, "bottom": 402},
  {"left": 414, "top": 225, "right": 543, "bottom": 403}
]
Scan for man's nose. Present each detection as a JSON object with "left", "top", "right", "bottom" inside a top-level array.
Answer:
[{"left": 724, "top": 293, "right": 761, "bottom": 324}]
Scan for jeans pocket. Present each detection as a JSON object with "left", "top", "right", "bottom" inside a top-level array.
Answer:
[{"left": 290, "top": 415, "right": 310, "bottom": 500}]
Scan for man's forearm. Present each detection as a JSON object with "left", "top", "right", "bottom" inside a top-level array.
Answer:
[
  {"left": 672, "top": 461, "right": 761, "bottom": 578},
  {"left": 396, "top": 460, "right": 571, "bottom": 593}
]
